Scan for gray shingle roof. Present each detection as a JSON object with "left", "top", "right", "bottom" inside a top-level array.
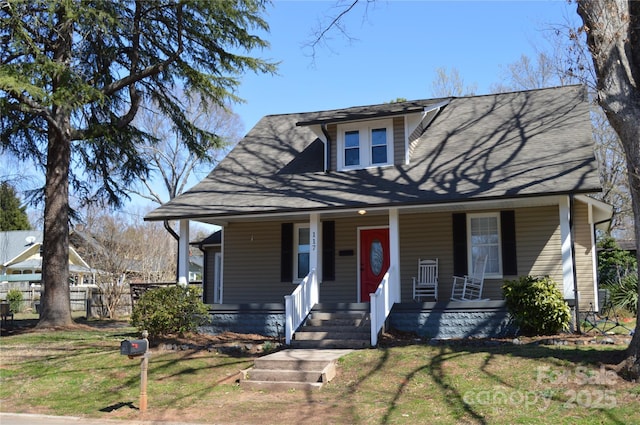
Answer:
[
  {"left": 145, "top": 85, "right": 601, "bottom": 221},
  {"left": 0, "top": 231, "right": 43, "bottom": 266}
]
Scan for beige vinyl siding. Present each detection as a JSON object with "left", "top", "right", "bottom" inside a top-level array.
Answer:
[
  {"left": 573, "top": 201, "right": 595, "bottom": 311},
  {"left": 515, "top": 205, "right": 563, "bottom": 282},
  {"left": 397, "top": 206, "right": 582, "bottom": 303},
  {"left": 514, "top": 203, "right": 596, "bottom": 309},
  {"left": 219, "top": 204, "right": 597, "bottom": 307},
  {"left": 223, "top": 221, "right": 291, "bottom": 303},
  {"left": 222, "top": 216, "right": 389, "bottom": 304},
  {"left": 399, "top": 212, "right": 453, "bottom": 302},
  {"left": 393, "top": 117, "right": 405, "bottom": 166}
]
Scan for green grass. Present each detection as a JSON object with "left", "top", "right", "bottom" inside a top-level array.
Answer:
[{"left": 1, "top": 320, "right": 639, "bottom": 424}]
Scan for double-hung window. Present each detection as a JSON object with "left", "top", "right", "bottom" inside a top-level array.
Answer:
[
  {"left": 294, "top": 224, "right": 310, "bottom": 281},
  {"left": 467, "top": 213, "right": 502, "bottom": 278},
  {"left": 338, "top": 119, "right": 393, "bottom": 170}
]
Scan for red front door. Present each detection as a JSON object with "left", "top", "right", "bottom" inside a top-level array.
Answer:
[{"left": 360, "top": 228, "right": 390, "bottom": 302}]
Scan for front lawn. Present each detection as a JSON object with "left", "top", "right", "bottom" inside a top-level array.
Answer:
[{"left": 1, "top": 319, "right": 638, "bottom": 424}]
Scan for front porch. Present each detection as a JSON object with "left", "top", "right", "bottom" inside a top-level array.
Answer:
[{"left": 201, "top": 300, "right": 516, "bottom": 344}]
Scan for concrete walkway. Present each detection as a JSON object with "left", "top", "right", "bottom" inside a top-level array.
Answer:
[{"left": 259, "top": 348, "right": 354, "bottom": 362}]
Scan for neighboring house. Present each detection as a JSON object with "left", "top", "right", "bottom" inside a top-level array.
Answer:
[
  {"left": 0, "top": 230, "right": 93, "bottom": 285},
  {"left": 146, "top": 85, "right": 613, "bottom": 343},
  {"left": 189, "top": 253, "right": 204, "bottom": 282}
]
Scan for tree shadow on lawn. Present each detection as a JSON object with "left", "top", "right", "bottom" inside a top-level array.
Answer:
[{"left": 365, "top": 332, "right": 632, "bottom": 425}]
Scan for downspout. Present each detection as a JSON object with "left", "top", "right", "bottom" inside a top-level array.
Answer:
[
  {"left": 569, "top": 195, "right": 581, "bottom": 334},
  {"left": 164, "top": 220, "right": 180, "bottom": 281},
  {"left": 164, "top": 220, "right": 179, "bottom": 241},
  {"left": 321, "top": 124, "right": 331, "bottom": 172}
]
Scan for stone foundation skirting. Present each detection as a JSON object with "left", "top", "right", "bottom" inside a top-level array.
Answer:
[
  {"left": 201, "top": 301, "right": 517, "bottom": 341},
  {"left": 389, "top": 300, "right": 516, "bottom": 339},
  {"left": 201, "top": 303, "right": 285, "bottom": 339}
]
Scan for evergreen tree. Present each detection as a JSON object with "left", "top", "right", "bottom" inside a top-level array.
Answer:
[
  {"left": 1, "top": 0, "right": 276, "bottom": 327},
  {"left": 0, "top": 181, "right": 31, "bottom": 231}
]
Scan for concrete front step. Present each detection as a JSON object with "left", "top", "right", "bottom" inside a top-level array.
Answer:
[
  {"left": 298, "top": 324, "right": 370, "bottom": 333},
  {"left": 294, "top": 330, "right": 369, "bottom": 340},
  {"left": 246, "top": 363, "right": 335, "bottom": 383},
  {"left": 254, "top": 357, "right": 331, "bottom": 371},
  {"left": 240, "top": 380, "right": 324, "bottom": 391},
  {"left": 290, "top": 338, "right": 369, "bottom": 349},
  {"left": 305, "top": 318, "right": 369, "bottom": 327},
  {"left": 240, "top": 349, "right": 351, "bottom": 391},
  {"left": 310, "top": 311, "right": 368, "bottom": 321},
  {"left": 292, "top": 308, "right": 372, "bottom": 349}
]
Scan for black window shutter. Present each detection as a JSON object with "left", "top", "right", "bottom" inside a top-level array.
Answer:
[
  {"left": 501, "top": 210, "right": 518, "bottom": 275},
  {"left": 280, "top": 223, "right": 293, "bottom": 282},
  {"left": 322, "top": 221, "right": 335, "bottom": 281},
  {"left": 452, "top": 213, "right": 467, "bottom": 276}
]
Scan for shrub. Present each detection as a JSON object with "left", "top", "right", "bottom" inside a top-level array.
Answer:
[
  {"left": 130, "top": 285, "right": 209, "bottom": 338},
  {"left": 6, "top": 289, "right": 23, "bottom": 313},
  {"left": 502, "top": 276, "right": 571, "bottom": 336},
  {"left": 604, "top": 272, "right": 638, "bottom": 316}
]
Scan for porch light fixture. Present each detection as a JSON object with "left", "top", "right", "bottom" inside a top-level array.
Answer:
[{"left": 358, "top": 209, "right": 367, "bottom": 215}]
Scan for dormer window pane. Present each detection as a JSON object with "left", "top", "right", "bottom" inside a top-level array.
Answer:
[
  {"left": 337, "top": 119, "right": 393, "bottom": 170},
  {"left": 371, "top": 128, "right": 387, "bottom": 164},
  {"left": 344, "top": 130, "right": 360, "bottom": 166}
]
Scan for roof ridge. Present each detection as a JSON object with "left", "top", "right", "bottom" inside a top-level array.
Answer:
[{"left": 262, "top": 84, "right": 584, "bottom": 119}]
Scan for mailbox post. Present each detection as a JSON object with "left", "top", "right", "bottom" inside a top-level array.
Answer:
[{"left": 120, "top": 330, "right": 150, "bottom": 412}]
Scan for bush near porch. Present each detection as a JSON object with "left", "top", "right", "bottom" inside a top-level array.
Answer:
[{"left": 503, "top": 276, "right": 571, "bottom": 336}]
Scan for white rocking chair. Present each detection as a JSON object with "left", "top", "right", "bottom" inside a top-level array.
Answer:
[
  {"left": 450, "top": 255, "right": 488, "bottom": 301},
  {"left": 412, "top": 258, "right": 438, "bottom": 301}
]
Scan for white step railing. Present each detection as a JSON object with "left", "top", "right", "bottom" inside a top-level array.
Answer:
[
  {"left": 284, "top": 269, "right": 318, "bottom": 345},
  {"left": 370, "top": 266, "right": 397, "bottom": 346}
]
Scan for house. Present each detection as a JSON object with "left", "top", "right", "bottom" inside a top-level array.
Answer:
[
  {"left": 1, "top": 230, "right": 95, "bottom": 311},
  {"left": 1, "top": 230, "right": 93, "bottom": 285},
  {"left": 146, "top": 85, "right": 613, "bottom": 344}
]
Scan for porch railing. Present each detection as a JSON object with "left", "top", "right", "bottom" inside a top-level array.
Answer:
[
  {"left": 370, "top": 266, "right": 397, "bottom": 346},
  {"left": 284, "top": 268, "right": 318, "bottom": 345}
]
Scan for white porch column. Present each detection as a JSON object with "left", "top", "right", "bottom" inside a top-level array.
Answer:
[
  {"left": 177, "top": 220, "right": 190, "bottom": 284},
  {"left": 309, "top": 213, "right": 320, "bottom": 281},
  {"left": 389, "top": 208, "right": 401, "bottom": 302},
  {"left": 558, "top": 197, "right": 575, "bottom": 299}
]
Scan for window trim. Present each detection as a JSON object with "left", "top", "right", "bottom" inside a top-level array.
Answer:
[
  {"left": 293, "top": 223, "right": 310, "bottom": 283},
  {"left": 337, "top": 119, "right": 393, "bottom": 171},
  {"left": 466, "top": 212, "right": 503, "bottom": 279}
]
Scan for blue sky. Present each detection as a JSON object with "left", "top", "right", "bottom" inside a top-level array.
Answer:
[
  {"left": 233, "top": 0, "right": 582, "bottom": 132},
  {"left": 5, "top": 1, "right": 585, "bottom": 225}
]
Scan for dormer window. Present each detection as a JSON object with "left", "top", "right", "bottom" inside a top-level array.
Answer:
[{"left": 337, "top": 119, "right": 393, "bottom": 170}]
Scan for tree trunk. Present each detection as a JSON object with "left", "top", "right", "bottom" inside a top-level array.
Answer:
[
  {"left": 577, "top": 0, "right": 640, "bottom": 378},
  {"left": 37, "top": 4, "right": 74, "bottom": 328},
  {"left": 38, "top": 128, "right": 74, "bottom": 328},
  {"left": 37, "top": 116, "right": 74, "bottom": 328}
]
